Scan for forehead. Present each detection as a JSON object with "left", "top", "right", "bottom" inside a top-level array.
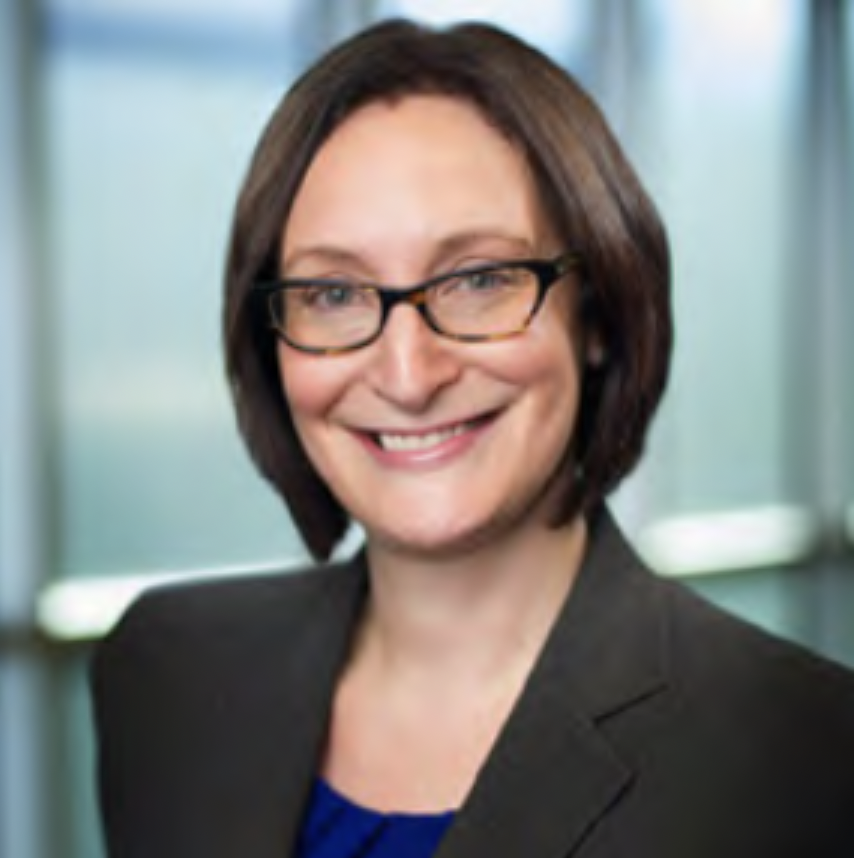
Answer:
[{"left": 281, "top": 94, "right": 553, "bottom": 270}]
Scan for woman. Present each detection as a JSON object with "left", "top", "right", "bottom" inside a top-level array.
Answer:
[{"left": 92, "top": 20, "right": 854, "bottom": 858}]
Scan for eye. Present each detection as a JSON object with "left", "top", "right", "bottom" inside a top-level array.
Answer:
[
  {"left": 454, "top": 266, "right": 523, "bottom": 292},
  {"left": 299, "top": 282, "right": 370, "bottom": 311}
]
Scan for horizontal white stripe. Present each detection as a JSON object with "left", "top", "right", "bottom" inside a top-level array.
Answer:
[
  {"left": 638, "top": 505, "right": 821, "bottom": 578},
  {"left": 35, "top": 560, "right": 299, "bottom": 642},
  {"left": 31, "top": 505, "right": 850, "bottom": 641}
]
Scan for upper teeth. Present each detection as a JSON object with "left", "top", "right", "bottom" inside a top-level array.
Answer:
[{"left": 378, "top": 423, "right": 469, "bottom": 451}]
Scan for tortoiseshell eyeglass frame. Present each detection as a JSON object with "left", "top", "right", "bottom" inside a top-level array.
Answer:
[{"left": 252, "top": 252, "right": 582, "bottom": 356}]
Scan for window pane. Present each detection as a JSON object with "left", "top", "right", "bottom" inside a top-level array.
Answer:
[
  {"left": 631, "top": 0, "right": 805, "bottom": 514},
  {"left": 846, "top": 1, "right": 854, "bottom": 503},
  {"left": 44, "top": 12, "right": 308, "bottom": 580}
]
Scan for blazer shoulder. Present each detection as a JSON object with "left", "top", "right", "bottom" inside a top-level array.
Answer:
[
  {"left": 90, "top": 559, "right": 366, "bottom": 858},
  {"left": 91, "top": 555, "right": 365, "bottom": 684},
  {"left": 661, "top": 574, "right": 854, "bottom": 722}
]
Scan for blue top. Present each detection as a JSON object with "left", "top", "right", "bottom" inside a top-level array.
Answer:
[{"left": 295, "top": 779, "right": 456, "bottom": 858}]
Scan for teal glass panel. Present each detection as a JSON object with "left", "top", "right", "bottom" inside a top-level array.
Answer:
[
  {"left": 630, "top": 0, "right": 806, "bottom": 514},
  {"left": 44, "top": 32, "right": 308, "bottom": 579}
]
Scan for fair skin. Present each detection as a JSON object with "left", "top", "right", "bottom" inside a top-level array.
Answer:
[{"left": 278, "top": 95, "right": 593, "bottom": 812}]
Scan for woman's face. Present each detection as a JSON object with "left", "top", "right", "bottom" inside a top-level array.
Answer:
[{"left": 278, "top": 95, "right": 588, "bottom": 557}]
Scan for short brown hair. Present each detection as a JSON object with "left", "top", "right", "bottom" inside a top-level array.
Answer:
[{"left": 223, "top": 19, "right": 673, "bottom": 559}]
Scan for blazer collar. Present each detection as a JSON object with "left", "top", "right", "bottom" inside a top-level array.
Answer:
[
  {"left": 273, "top": 561, "right": 369, "bottom": 855},
  {"left": 269, "top": 508, "right": 669, "bottom": 858},
  {"left": 435, "top": 507, "right": 670, "bottom": 858},
  {"left": 197, "top": 560, "right": 369, "bottom": 858}
]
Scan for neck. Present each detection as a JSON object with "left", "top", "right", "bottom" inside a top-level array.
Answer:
[{"left": 358, "top": 515, "right": 588, "bottom": 687}]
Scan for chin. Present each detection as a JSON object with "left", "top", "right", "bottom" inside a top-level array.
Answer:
[
  {"left": 363, "top": 506, "right": 541, "bottom": 561},
  {"left": 370, "top": 531, "right": 493, "bottom": 562}
]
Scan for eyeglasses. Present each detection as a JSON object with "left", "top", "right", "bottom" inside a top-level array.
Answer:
[{"left": 253, "top": 252, "right": 581, "bottom": 355}]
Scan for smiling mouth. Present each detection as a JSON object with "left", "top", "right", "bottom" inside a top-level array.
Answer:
[{"left": 371, "top": 414, "right": 495, "bottom": 452}]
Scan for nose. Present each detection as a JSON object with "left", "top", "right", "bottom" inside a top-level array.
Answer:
[{"left": 366, "top": 304, "right": 461, "bottom": 411}]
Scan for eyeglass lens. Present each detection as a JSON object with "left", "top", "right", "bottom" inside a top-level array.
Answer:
[{"left": 271, "top": 264, "right": 543, "bottom": 351}]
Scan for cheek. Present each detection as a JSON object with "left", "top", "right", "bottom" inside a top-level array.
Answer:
[
  {"left": 499, "top": 308, "right": 582, "bottom": 394},
  {"left": 276, "top": 345, "right": 348, "bottom": 426},
  {"left": 509, "top": 314, "right": 585, "bottom": 453}
]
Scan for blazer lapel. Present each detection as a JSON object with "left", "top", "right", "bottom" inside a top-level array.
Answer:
[
  {"left": 274, "top": 557, "right": 370, "bottom": 855},
  {"left": 202, "top": 556, "right": 369, "bottom": 858},
  {"left": 435, "top": 509, "right": 670, "bottom": 858}
]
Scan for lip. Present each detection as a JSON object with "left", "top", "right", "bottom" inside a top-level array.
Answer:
[{"left": 352, "top": 411, "right": 499, "bottom": 468}]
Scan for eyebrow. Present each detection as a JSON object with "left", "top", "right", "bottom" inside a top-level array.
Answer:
[{"left": 280, "top": 230, "right": 538, "bottom": 276}]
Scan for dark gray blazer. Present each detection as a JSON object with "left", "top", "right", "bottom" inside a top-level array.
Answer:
[{"left": 91, "top": 510, "right": 854, "bottom": 858}]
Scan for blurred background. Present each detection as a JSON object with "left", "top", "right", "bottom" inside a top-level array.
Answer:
[{"left": 1, "top": 0, "right": 853, "bottom": 856}]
